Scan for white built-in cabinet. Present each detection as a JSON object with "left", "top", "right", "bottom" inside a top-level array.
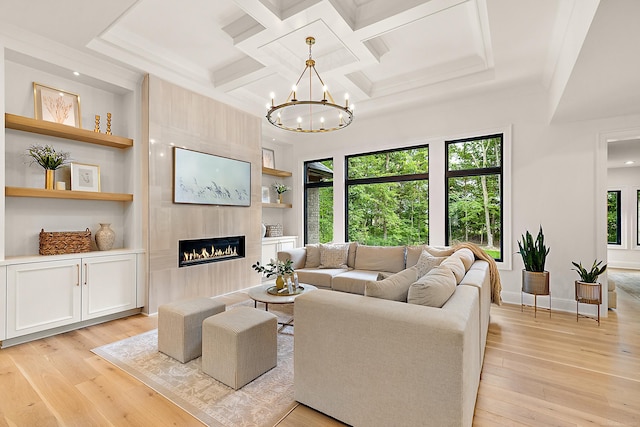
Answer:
[
  {"left": 6, "top": 253, "right": 136, "bottom": 339},
  {"left": 1, "top": 46, "right": 144, "bottom": 346},
  {"left": 261, "top": 236, "right": 298, "bottom": 279}
]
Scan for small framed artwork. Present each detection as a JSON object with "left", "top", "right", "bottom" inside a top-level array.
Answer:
[
  {"left": 33, "top": 82, "right": 82, "bottom": 128},
  {"left": 70, "top": 162, "right": 100, "bottom": 192},
  {"left": 261, "top": 186, "right": 270, "bottom": 203},
  {"left": 262, "top": 148, "right": 275, "bottom": 169}
]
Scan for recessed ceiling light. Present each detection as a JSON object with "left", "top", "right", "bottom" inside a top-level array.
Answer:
[
  {"left": 625, "top": 160, "right": 635, "bottom": 165},
  {"left": 73, "top": 71, "right": 80, "bottom": 76}
]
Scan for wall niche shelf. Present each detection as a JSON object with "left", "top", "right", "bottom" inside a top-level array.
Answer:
[
  {"left": 5, "top": 113, "right": 133, "bottom": 149},
  {"left": 262, "top": 166, "right": 292, "bottom": 178},
  {"left": 262, "top": 202, "right": 292, "bottom": 209},
  {"left": 5, "top": 187, "right": 133, "bottom": 202}
]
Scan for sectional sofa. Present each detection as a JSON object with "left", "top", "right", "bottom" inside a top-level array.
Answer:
[{"left": 278, "top": 242, "right": 496, "bottom": 427}]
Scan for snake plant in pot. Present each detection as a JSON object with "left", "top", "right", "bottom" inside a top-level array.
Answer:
[
  {"left": 572, "top": 259, "right": 606, "bottom": 304},
  {"left": 517, "top": 226, "right": 550, "bottom": 296}
]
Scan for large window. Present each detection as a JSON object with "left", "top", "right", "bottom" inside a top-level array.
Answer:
[
  {"left": 607, "top": 190, "right": 621, "bottom": 245},
  {"left": 345, "top": 146, "right": 429, "bottom": 245},
  {"left": 304, "top": 159, "right": 334, "bottom": 244},
  {"left": 446, "top": 135, "right": 502, "bottom": 260}
]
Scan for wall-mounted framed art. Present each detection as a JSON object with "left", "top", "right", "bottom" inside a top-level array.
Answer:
[
  {"left": 262, "top": 148, "right": 275, "bottom": 168},
  {"left": 173, "top": 147, "right": 251, "bottom": 206},
  {"left": 70, "top": 162, "right": 100, "bottom": 192}
]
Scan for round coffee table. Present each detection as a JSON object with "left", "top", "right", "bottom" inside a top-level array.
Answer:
[
  {"left": 249, "top": 283, "right": 317, "bottom": 310},
  {"left": 248, "top": 283, "right": 317, "bottom": 326}
]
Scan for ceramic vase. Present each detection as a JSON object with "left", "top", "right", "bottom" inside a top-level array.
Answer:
[
  {"left": 95, "top": 223, "right": 115, "bottom": 251},
  {"left": 261, "top": 223, "right": 267, "bottom": 238},
  {"left": 45, "top": 169, "right": 54, "bottom": 190},
  {"left": 278, "top": 193, "right": 283, "bottom": 203}
]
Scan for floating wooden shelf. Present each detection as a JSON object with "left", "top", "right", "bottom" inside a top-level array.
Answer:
[
  {"left": 262, "top": 202, "right": 292, "bottom": 209},
  {"left": 262, "top": 166, "right": 292, "bottom": 177},
  {"left": 5, "top": 113, "right": 133, "bottom": 149},
  {"left": 5, "top": 187, "right": 133, "bottom": 202}
]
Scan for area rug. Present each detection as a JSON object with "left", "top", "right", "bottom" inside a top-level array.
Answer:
[
  {"left": 609, "top": 270, "right": 640, "bottom": 301},
  {"left": 92, "top": 305, "right": 297, "bottom": 427}
]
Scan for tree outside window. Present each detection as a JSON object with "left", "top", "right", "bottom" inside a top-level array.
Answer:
[
  {"left": 446, "top": 135, "right": 502, "bottom": 260},
  {"left": 346, "top": 146, "right": 429, "bottom": 246},
  {"left": 607, "top": 190, "right": 621, "bottom": 245}
]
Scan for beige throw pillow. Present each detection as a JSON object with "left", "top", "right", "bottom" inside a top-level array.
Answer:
[
  {"left": 451, "top": 248, "right": 475, "bottom": 271},
  {"left": 319, "top": 243, "right": 349, "bottom": 269},
  {"left": 414, "top": 250, "right": 446, "bottom": 278},
  {"left": 440, "top": 256, "right": 466, "bottom": 284},
  {"left": 365, "top": 266, "right": 418, "bottom": 302},
  {"left": 305, "top": 244, "right": 321, "bottom": 268},
  {"left": 377, "top": 272, "right": 393, "bottom": 281},
  {"left": 407, "top": 265, "right": 457, "bottom": 308},
  {"left": 354, "top": 245, "right": 406, "bottom": 273}
]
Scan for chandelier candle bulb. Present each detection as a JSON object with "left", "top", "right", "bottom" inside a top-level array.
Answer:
[
  {"left": 291, "top": 85, "right": 297, "bottom": 101},
  {"left": 270, "top": 92, "right": 275, "bottom": 106}
]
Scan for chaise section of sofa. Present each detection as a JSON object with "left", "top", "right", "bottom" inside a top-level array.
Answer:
[{"left": 294, "top": 285, "right": 481, "bottom": 427}]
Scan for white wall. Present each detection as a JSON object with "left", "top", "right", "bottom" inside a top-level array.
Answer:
[
  {"left": 607, "top": 166, "right": 640, "bottom": 268},
  {"left": 284, "top": 86, "right": 640, "bottom": 313}
]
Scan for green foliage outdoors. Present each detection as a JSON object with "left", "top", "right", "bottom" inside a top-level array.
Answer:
[
  {"left": 517, "top": 226, "right": 549, "bottom": 272},
  {"left": 607, "top": 191, "right": 619, "bottom": 244},
  {"left": 571, "top": 260, "right": 607, "bottom": 283},
  {"left": 347, "top": 148, "right": 429, "bottom": 246},
  {"left": 447, "top": 137, "right": 502, "bottom": 258}
]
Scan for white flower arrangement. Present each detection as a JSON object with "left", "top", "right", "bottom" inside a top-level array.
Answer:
[{"left": 272, "top": 182, "right": 291, "bottom": 194}]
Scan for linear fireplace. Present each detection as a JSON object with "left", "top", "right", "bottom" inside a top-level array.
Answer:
[{"left": 178, "top": 235, "right": 245, "bottom": 267}]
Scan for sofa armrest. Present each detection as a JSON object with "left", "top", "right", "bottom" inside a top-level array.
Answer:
[
  {"left": 294, "top": 288, "right": 480, "bottom": 427},
  {"left": 277, "top": 247, "right": 306, "bottom": 269}
]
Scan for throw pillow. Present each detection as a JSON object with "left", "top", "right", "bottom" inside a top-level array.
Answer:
[
  {"left": 354, "top": 245, "right": 406, "bottom": 273},
  {"left": 440, "top": 256, "right": 466, "bottom": 284},
  {"left": 305, "top": 243, "right": 321, "bottom": 268},
  {"left": 319, "top": 243, "right": 350, "bottom": 269},
  {"left": 451, "top": 248, "right": 475, "bottom": 271},
  {"left": 414, "top": 250, "right": 446, "bottom": 278},
  {"left": 407, "top": 265, "right": 457, "bottom": 308},
  {"left": 365, "top": 266, "right": 418, "bottom": 302}
]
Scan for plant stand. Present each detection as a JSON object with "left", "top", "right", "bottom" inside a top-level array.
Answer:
[
  {"left": 521, "top": 270, "right": 551, "bottom": 318},
  {"left": 575, "top": 281, "right": 602, "bottom": 326}
]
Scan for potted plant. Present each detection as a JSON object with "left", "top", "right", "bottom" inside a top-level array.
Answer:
[
  {"left": 517, "top": 226, "right": 550, "bottom": 296},
  {"left": 272, "top": 182, "right": 290, "bottom": 204},
  {"left": 25, "top": 144, "right": 71, "bottom": 190},
  {"left": 572, "top": 259, "right": 606, "bottom": 304},
  {"left": 252, "top": 258, "right": 294, "bottom": 290}
]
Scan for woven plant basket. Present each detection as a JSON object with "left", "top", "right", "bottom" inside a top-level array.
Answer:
[
  {"left": 39, "top": 228, "right": 92, "bottom": 255},
  {"left": 265, "top": 224, "right": 283, "bottom": 237}
]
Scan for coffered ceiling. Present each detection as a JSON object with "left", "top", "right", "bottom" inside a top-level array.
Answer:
[{"left": 1, "top": 0, "right": 639, "bottom": 139}]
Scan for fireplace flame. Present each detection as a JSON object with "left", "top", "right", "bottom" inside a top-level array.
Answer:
[{"left": 183, "top": 245, "right": 238, "bottom": 263}]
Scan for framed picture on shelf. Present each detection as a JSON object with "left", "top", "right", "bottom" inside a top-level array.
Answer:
[
  {"left": 70, "top": 162, "right": 100, "bottom": 192},
  {"left": 33, "top": 82, "right": 82, "bottom": 128},
  {"left": 262, "top": 148, "right": 275, "bottom": 169},
  {"left": 261, "top": 186, "right": 270, "bottom": 203}
]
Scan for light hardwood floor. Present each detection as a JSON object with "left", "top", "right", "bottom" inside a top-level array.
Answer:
[{"left": 0, "top": 287, "right": 638, "bottom": 426}]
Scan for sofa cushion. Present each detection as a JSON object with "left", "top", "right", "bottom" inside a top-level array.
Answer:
[
  {"left": 365, "top": 266, "right": 418, "bottom": 301},
  {"left": 440, "top": 256, "right": 466, "bottom": 284},
  {"left": 333, "top": 270, "right": 380, "bottom": 295},
  {"left": 354, "top": 245, "right": 406, "bottom": 273},
  {"left": 451, "top": 248, "right": 475, "bottom": 271},
  {"left": 407, "top": 265, "right": 457, "bottom": 307},
  {"left": 414, "top": 250, "right": 446, "bottom": 278},
  {"left": 347, "top": 242, "right": 358, "bottom": 268},
  {"left": 425, "top": 245, "right": 454, "bottom": 257},
  {"left": 305, "top": 244, "right": 321, "bottom": 268},
  {"left": 406, "top": 245, "right": 428, "bottom": 268},
  {"left": 295, "top": 268, "right": 349, "bottom": 289},
  {"left": 319, "top": 243, "right": 350, "bottom": 269}
]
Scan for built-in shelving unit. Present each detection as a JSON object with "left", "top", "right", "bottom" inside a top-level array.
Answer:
[
  {"left": 262, "top": 166, "right": 292, "bottom": 177},
  {"left": 262, "top": 202, "right": 292, "bottom": 209},
  {"left": 5, "top": 113, "right": 133, "bottom": 149},
  {"left": 5, "top": 187, "right": 133, "bottom": 201}
]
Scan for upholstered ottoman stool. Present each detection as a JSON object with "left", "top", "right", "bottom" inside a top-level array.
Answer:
[
  {"left": 202, "top": 306, "right": 277, "bottom": 389},
  {"left": 158, "top": 297, "right": 225, "bottom": 363}
]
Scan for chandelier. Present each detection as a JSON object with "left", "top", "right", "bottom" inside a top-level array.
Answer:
[{"left": 266, "top": 36, "right": 354, "bottom": 133}]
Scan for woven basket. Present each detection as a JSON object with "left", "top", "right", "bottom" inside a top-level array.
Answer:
[
  {"left": 39, "top": 228, "right": 92, "bottom": 255},
  {"left": 265, "top": 224, "right": 283, "bottom": 237}
]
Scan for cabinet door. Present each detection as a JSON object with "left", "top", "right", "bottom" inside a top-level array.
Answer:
[
  {"left": 82, "top": 254, "right": 136, "bottom": 320},
  {"left": 279, "top": 238, "right": 297, "bottom": 251},
  {"left": 262, "top": 241, "right": 279, "bottom": 266},
  {"left": 7, "top": 260, "right": 82, "bottom": 338}
]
